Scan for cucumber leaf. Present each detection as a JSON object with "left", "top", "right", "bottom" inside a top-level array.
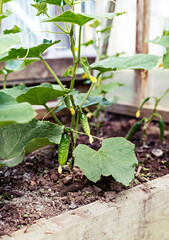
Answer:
[
  {"left": 31, "top": 2, "right": 48, "bottom": 16},
  {"left": 0, "top": 34, "right": 21, "bottom": 55},
  {"left": 42, "top": 10, "right": 94, "bottom": 26},
  {"left": 2, "top": 83, "right": 69, "bottom": 105},
  {"left": 0, "top": 9, "right": 12, "bottom": 20},
  {"left": 0, "top": 40, "right": 60, "bottom": 61},
  {"left": 0, "top": 92, "right": 36, "bottom": 126},
  {"left": 146, "top": 35, "right": 169, "bottom": 48},
  {"left": 91, "top": 82, "right": 124, "bottom": 95},
  {"left": 3, "top": 25, "right": 21, "bottom": 34},
  {"left": 0, "top": 119, "right": 63, "bottom": 167},
  {"left": 163, "top": 48, "right": 169, "bottom": 69},
  {"left": 74, "top": 137, "right": 137, "bottom": 186},
  {"left": 90, "top": 54, "right": 159, "bottom": 73}
]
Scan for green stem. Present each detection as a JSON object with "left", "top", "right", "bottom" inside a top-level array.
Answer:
[
  {"left": 3, "top": 74, "right": 7, "bottom": 89},
  {"left": 79, "top": 83, "right": 95, "bottom": 107},
  {"left": 74, "top": 109, "right": 80, "bottom": 143},
  {"left": 45, "top": 13, "right": 69, "bottom": 34},
  {"left": 70, "top": 26, "right": 82, "bottom": 89},
  {"left": 40, "top": 57, "right": 65, "bottom": 90},
  {"left": 0, "top": 0, "right": 3, "bottom": 30},
  {"left": 69, "top": 23, "right": 76, "bottom": 62},
  {"left": 71, "top": 111, "right": 76, "bottom": 129},
  {"left": 77, "top": 26, "right": 82, "bottom": 62},
  {"left": 44, "top": 104, "right": 63, "bottom": 126}
]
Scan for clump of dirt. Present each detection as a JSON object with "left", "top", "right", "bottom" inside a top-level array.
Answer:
[{"left": 1, "top": 112, "right": 169, "bottom": 237}]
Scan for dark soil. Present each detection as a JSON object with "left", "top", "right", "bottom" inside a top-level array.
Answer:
[{"left": 1, "top": 112, "right": 169, "bottom": 238}]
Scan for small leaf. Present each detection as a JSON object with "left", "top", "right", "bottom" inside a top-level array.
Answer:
[
  {"left": 74, "top": 137, "right": 138, "bottom": 186},
  {"left": 89, "top": 19, "right": 101, "bottom": 28},
  {"left": 42, "top": 10, "right": 94, "bottom": 26},
  {"left": 163, "top": 48, "right": 169, "bottom": 69},
  {"left": 98, "top": 25, "right": 112, "bottom": 34},
  {"left": 81, "top": 39, "right": 96, "bottom": 47},
  {"left": 0, "top": 34, "right": 21, "bottom": 55},
  {"left": 99, "top": 96, "right": 118, "bottom": 107},
  {"left": 62, "top": 65, "right": 73, "bottom": 77},
  {"left": 91, "top": 82, "right": 123, "bottom": 95},
  {"left": 0, "top": 119, "right": 63, "bottom": 167},
  {"left": 0, "top": 92, "right": 36, "bottom": 126},
  {"left": 90, "top": 54, "right": 159, "bottom": 73},
  {"left": 31, "top": 2, "right": 48, "bottom": 16},
  {"left": 40, "top": 0, "right": 66, "bottom": 6},
  {"left": 3, "top": 25, "right": 21, "bottom": 34},
  {"left": 146, "top": 35, "right": 169, "bottom": 48},
  {"left": 0, "top": 9, "right": 12, "bottom": 20},
  {"left": 0, "top": 40, "right": 60, "bottom": 61}
]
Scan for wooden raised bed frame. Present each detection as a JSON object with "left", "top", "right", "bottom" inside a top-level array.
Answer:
[{"left": 3, "top": 174, "right": 169, "bottom": 240}]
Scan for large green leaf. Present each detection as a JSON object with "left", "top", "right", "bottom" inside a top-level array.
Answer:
[
  {"left": 74, "top": 137, "right": 137, "bottom": 186},
  {"left": 90, "top": 54, "right": 159, "bottom": 73},
  {"left": 91, "top": 82, "right": 124, "bottom": 95},
  {"left": 0, "top": 34, "right": 21, "bottom": 55},
  {"left": 0, "top": 119, "right": 63, "bottom": 167},
  {"left": 0, "top": 40, "right": 60, "bottom": 61},
  {"left": 42, "top": 10, "right": 94, "bottom": 26},
  {"left": 146, "top": 36, "right": 169, "bottom": 48},
  {"left": 2, "top": 83, "right": 69, "bottom": 105},
  {"left": 0, "top": 92, "right": 36, "bottom": 126},
  {"left": 0, "top": 9, "right": 12, "bottom": 20}
]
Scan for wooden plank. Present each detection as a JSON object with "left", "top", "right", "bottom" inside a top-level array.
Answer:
[
  {"left": 3, "top": 174, "right": 169, "bottom": 240},
  {"left": 108, "top": 102, "right": 169, "bottom": 123},
  {"left": 133, "top": 0, "right": 150, "bottom": 105}
]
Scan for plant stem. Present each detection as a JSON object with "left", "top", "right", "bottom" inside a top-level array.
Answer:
[
  {"left": 45, "top": 13, "right": 69, "bottom": 34},
  {"left": 44, "top": 104, "right": 63, "bottom": 126},
  {"left": 3, "top": 74, "right": 7, "bottom": 89},
  {"left": 69, "top": 23, "right": 76, "bottom": 62},
  {"left": 70, "top": 26, "right": 82, "bottom": 90},
  {"left": 79, "top": 83, "right": 95, "bottom": 107},
  {"left": 74, "top": 109, "right": 80, "bottom": 143},
  {"left": 40, "top": 57, "right": 65, "bottom": 90},
  {"left": 0, "top": 0, "right": 3, "bottom": 31}
]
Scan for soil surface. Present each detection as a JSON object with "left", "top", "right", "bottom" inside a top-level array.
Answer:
[{"left": 1, "top": 112, "right": 169, "bottom": 237}]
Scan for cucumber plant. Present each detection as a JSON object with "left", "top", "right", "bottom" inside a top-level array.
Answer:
[
  {"left": 0, "top": 0, "right": 160, "bottom": 186},
  {"left": 126, "top": 88, "right": 169, "bottom": 146},
  {"left": 80, "top": 14, "right": 124, "bottom": 132}
]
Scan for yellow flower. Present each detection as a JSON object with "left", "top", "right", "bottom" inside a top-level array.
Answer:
[
  {"left": 90, "top": 76, "right": 97, "bottom": 83},
  {"left": 136, "top": 110, "right": 140, "bottom": 118},
  {"left": 158, "top": 63, "right": 163, "bottom": 68},
  {"left": 86, "top": 112, "right": 92, "bottom": 119},
  {"left": 70, "top": 107, "right": 75, "bottom": 115},
  {"left": 74, "top": 46, "right": 78, "bottom": 52},
  {"left": 58, "top": 165, "right": 62, "bottom": 174},
  {"left": 82, "top": 73, "right": 89, "bottom": 79},
  {"left": 89, "top": 135, "right": 94, "bottom": 144}
]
